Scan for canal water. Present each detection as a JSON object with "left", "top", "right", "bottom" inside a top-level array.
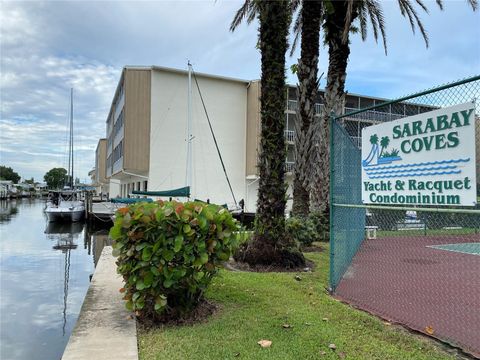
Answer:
[{"left": 0, "top": 199, "right": 111, "bottom": 360}]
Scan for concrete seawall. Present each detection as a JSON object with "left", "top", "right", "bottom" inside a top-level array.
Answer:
[{"left": 62, "top": 246, "right": 138, "bottom": 360}]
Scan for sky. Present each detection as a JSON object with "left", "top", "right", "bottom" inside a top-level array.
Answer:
[{"left": 1, "top": 0, "right": 479, "bottom": 183}]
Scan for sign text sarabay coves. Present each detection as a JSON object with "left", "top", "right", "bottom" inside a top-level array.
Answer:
[{"left": 361, "top": 102, "right": 477, "bottom": 206}]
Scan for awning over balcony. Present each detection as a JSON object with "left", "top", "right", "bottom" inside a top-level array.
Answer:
[{"left": 132, "top": 186, "right": 190, "bottom": 198}]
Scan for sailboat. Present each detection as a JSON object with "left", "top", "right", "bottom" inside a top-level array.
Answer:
[
  {"left": 45, "top": 89, "right": 85, "bottom": 222},
  {"left": 131, "top": 62, "right": 239, "bottom": 211}
]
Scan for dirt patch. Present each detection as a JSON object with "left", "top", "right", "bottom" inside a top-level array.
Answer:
[
  {"left": 137, "top": 299, "right": 220, "bottom": 330},
  {"left": 224, "top": 259, "right": 315, "bottom": 273}
]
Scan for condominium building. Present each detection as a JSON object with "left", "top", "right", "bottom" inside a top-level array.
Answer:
[
  {"left": 92, "top": 138, "right": 108, "bottom": 195},
  {"left": 100, "top": 65, "right": 436, "bottom": 211}
]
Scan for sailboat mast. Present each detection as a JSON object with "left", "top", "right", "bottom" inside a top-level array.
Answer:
[
  {"left": 185, "top": 62, "right": 193, "bottom": 193},
  {"left": 70, "top": 88, "right": 74, "bottom": 189}
]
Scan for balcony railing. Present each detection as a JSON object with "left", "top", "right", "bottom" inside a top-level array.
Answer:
[
  {"left": 287, "top": 100, "right": 297, "bottom": 111},
  {"left": 343, "top": 107, "right": 406, "bottom": 123},
  {"left": 284, "top": 130, "right": 294, "bottom": 143},
  {"left": 287, "top": 100, "right": 324, "bottom": 115},
  {"left": 285, "top": 161, "right": 295, "bottom": 173}
]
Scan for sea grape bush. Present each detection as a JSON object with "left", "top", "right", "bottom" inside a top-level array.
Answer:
[
  {"left": 110, "top": 200, "right": 240, "bottom": 320},
  {"left": 286, "top": 216, "right": 317, "bottom": 246},
  {"left": 286, "top": 212, "right": 329, "bottom": 246}
]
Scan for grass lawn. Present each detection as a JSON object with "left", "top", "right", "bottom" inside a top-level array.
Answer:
[{"left": 138, "top": 246, "right": 454, "bottom": 360}]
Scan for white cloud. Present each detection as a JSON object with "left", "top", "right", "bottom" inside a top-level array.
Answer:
[{"left": 0, "top": 0, "right": 478, "bottom": 181}]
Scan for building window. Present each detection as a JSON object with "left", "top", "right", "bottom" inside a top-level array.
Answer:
[{"left": 143, "top": 181, "right": 148, "bottom": 191}]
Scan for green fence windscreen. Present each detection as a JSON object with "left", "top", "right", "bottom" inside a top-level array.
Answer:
[
  {"left": 329, "top": 75, "right": 480, "bottom": 356},
  {"left": 330, "top": 120, "right": 365, "bottom": 289}
]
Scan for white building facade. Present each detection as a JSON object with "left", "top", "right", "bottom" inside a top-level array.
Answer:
[{"left": 101, "top": 65, "right": 434, "bottom": 212}]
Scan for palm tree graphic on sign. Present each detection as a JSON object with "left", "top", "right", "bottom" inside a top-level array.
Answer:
[{"left": 362, "top": 134, "right": 401, "bottom": 167}]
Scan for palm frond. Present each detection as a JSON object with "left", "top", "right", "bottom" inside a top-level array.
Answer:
[
  {"left": 398, "top": 0, "right": 430, "bottom": 47},
  {"left": 357, "top": 0, "right": 387, "bottom": 55},
  {"left": 230, "top": 0, "right": 257, "bottom": 32},
  {"left": 358, "top": 2, "right": 368, "bottom": 41},
  {"left": 290, "top": 5, "right": 303, "bottom": 56},
  {"left": 342, "top": 0, "right": 355, "bottom": 44},
  {"left": 414, "top": 0, "right": 429, "bottom": 13},
  {"left": 467, "top": 0, "right": 478, "bottom": 10}
]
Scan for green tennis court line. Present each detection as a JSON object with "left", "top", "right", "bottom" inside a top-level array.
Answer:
[{"left": 427, "top": 243, "right": 480, "bottom": 256}]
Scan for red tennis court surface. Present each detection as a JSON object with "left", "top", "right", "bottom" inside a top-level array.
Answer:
[{"left": 333, "top": 234, "right": 480, "bottom": 357}]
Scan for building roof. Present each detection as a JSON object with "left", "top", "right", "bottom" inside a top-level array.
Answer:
[{"left": 146, "top": 65, "right": 250, "bottom": 84}]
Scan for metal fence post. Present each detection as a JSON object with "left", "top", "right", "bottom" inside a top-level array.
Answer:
[{"left": 329, "top": 113, "right": 335, "bottom": 292}]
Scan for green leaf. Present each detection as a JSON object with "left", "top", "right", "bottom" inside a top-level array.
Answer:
[
  {"left": 194, "top": 271, "right": 205, "bottom": 281},
  {"left": 193, "top": 258, "right": 202, "bottom": 267},
  {"left": 218, "top": 251, "right": 230, "bottom": 261},
  {"left": 183, "top": 224, "right": 191, "bottom": 233},
  {"left": 109, "top": 225, "right": 122, "bottom": 240},
  {"left": 136, "top": 279, "right": 145, "bottom": 290},
  {"left": 144, "top": 271, "right": 154, "bottom": 287},
  {"left": 200, "top": 252, "right": 209, "bottom": 264},
  {"left": 174, "top": 235, "right": 184, "bottom": 252},
  {"left": 198, "top": 216, "right": 208, "bottom": 230},
  {"left": 142, "top": 246, "right": 153, "bottom": 261},
  {"left": 155, "top": 295, "right": 168, "bottom": 308},
  {"left": 111, "top": 248, "right": 121, "bottom": 257},
  {"left": 122, "top": 213, "right": 132, "bottom": 228},
  {"left": 152, "top": 240, "right": 161, "bottom": 254},
  {"left": 125, "top": 300, "right": 133, "bottom": 311},
  {"left": 132, "top": 292, "right": 141, "bottom": 302},
  {"left": 162, "top": 249, "right": 174, "bottom": 261},
  {"left": 136, "top": 298, "right": 145, "bottom": 310},
  {"left": 163, "top": 278, "right": 174, "bottom": 288},
  {"left": 136, "top": 243, "right": 148, "bottom": 251},
  {"left": 151, "top": 266, "right": 160, "bottom": 276}
]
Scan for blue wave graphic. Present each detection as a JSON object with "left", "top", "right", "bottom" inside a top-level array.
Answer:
[
  {"left": 369, "top": 170, "right": 461, "bottom": 179},
  {"left": 365, "top": 165, "right": 458, "bottom": 175},
  {"left": 363, "top": 158, "right": 470, "bottom": 170}
]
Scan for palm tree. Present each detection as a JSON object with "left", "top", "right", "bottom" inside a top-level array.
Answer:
[
  {"left": 230, "top": 0, "right": 477, "bottom": 219},
  {"left": 233, "top": 0, "right": 305, "bottom": 267},
  {"left": 308, "top": 0, "right": 478, "bottom": 213},
  {"left": 291, "top": 0, "right": 323, "bottom": 218},
  {"left": 231, "top": 0, "right": 323, "bottom": 219},
  {"left": 379, "top": 136, "right": 390, "bottom": 157}
]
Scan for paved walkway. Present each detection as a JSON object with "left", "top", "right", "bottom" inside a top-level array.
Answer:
[{"left": 62, "top": 246, "right": 138, "bottom": 360}]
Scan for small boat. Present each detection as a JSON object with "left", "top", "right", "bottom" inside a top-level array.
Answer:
[
  {"left": 45, "top": 190, "right": 85, "bottom": 222},
  {"left": 45, "top": 89, "right": 85, "bottom": 222}
]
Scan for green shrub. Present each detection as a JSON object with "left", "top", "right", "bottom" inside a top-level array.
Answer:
[
  {"left": 308, "top": 211, "right": 329, "bottom": 242},
  {"left": 286, "top": 216, "right": 317, "bottom": 247},
  {"left": 286, "top": 212, "right": 330, "bottom": 246},
  {"left": 110, "top": 200, "right": 240, "bottom": 320}
]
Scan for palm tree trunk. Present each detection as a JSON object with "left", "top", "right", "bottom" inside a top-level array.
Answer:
[
  {"left": 239, "top": 0, "right": 304, "bottom": 267},
  {"left": 309, "top": 1, "right": 351, "bottom": 213},
  {"left": 292, "top": 0, "right": 322, "bottom": 218}
]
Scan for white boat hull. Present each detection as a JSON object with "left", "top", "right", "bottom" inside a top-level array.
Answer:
[
  {"left": 45, "top": 201, "right": 85, "bottom": 222},
  {"left": 45, "top": 208, "right": 84, "bottom": 222}
]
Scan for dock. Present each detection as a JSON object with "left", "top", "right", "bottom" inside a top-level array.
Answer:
[{"left": 84, "top": 193, "right": 118, "bottom": 225}]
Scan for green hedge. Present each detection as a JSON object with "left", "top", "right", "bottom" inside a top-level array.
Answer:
[
  {"left": 286, "top": 212, "right": 329, "bottom": 246},
  {"left": 110, "top": 200, "right": 240, "bottom": 320}
]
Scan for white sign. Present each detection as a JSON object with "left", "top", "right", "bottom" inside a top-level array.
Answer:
[{"left": 361, "top": 102, "right": 477, "bottom": 206}]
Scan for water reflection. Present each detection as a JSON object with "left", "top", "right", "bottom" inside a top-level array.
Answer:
[
  {"left": 0, "top": 199, "right": 19, "bottom": 223},
  {"left": 44, "top": 222, "right": 83, "bottom": 337},
  {"left": 0, "top": 199, "right": 113, "bottom": 360}
]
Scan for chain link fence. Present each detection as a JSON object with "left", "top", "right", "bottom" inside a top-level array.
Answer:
[{"left": 329, "top": 75, "right": 480, "bottom": 357}]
